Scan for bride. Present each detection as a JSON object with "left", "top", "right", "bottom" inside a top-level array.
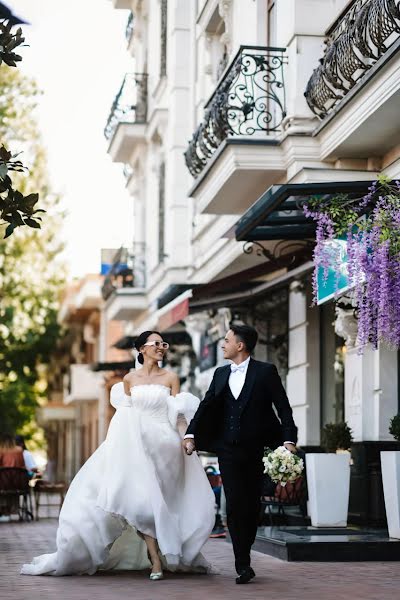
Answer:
[{"left": 21, "top": 331, "right": 215, "bottom": 579}]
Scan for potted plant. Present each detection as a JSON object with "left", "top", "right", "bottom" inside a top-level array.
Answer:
[
  {"left": 381, "top": 415, "right": 400, "bottom": 539},
  {"left": 306, "top": 422, "right": 353, "bottom": 527}
]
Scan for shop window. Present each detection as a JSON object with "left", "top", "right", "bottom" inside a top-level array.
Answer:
[
  {"left": 249, "top": 288, "right": 289, "bottom": 386},
  {"left": 320, "top": 302, "right": 345, "bottom": 426},
  {"left": 199, "top": 333, "right": 217, "bottom": 372}
]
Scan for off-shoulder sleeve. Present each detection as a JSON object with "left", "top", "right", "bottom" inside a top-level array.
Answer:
[
  {"left": 167, "top": 392, "right": 200, "bottom": 430},
  {"left": 110, "top": 382, "right": 132, "bottom": 409}
]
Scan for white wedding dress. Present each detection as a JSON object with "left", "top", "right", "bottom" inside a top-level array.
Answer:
[{"left": 21, "top": 383, "right": 215, "bottom": 576}]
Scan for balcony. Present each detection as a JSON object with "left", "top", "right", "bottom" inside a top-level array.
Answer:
[
  {"left": 185, "top": 46, "right": 287, "bottom": 215},
  {"left": 102, "top": 246, "right": 147, "bottom": 321},
  {"left": 305, "top": 0, "right": 400, "bottom": 160},
  {"left": 104, "top": 73, "right": 148, "bottom": 162},
  {"left": 74, "top": 276, "right": 102, "bottom": 310},
  {"left": 305, "top": 0, "right": 400, "bottom": 119},
  {"left": 37, "top": 405, "right": 76, "bottom": 425},
  {"left": 64, "top": 364, "right": 101, "bottom": 404}
]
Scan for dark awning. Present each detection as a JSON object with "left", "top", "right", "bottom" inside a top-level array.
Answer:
[
  {"left": 112, "top": 336, "right": 135, "bottom": 350},
  {"left": 235, "top": 180, "right": 374, "bottom": 242},
  {"left": 91, "top": 361, "right": 135, "bottom": 372}
]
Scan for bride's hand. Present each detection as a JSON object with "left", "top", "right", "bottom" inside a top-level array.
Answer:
[{"left": 182, "top": 439, "right": 196, "bottom": 455}]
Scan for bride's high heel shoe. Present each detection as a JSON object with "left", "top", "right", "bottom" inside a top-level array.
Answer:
[{"left": 147, "top": 550, "right": 163, "bottom": 581}]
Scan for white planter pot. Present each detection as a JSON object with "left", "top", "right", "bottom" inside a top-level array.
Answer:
[
  {"left": 381, "top": 450, "right": 400, "bottom": 539},
  {"left": 306, "top": 453, "right": 350, "bottom": 527}
]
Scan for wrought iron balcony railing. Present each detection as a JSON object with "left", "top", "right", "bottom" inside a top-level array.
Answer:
[
  {"left": 184, "top": 46, "right": 287, "bottom": 178},
  {"left": 126, "top": 12, "right": 134, "bottom": 44},
  {"left": 101, "top": 246, "right": 146, "bottom": 301},
  {"left": 305, "top": 0, "right": 400, "bottom": 119},
  {"left": 104, "top": 73, "right": 148, "bottom": 141}
]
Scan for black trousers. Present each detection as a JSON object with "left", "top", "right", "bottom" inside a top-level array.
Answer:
[{"left": 218, "top": 443, "right": 264, "bottom": 573}]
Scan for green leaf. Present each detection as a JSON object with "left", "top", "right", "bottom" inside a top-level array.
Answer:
[
  {"left": 4, "top": 223, "right": 15, "bottom": 238},
  {"left": 24, "top": 218, "right": 41, "bottom": 229},
  {"left": 23, "top": 193, "right": 39, "bottom": 208}
]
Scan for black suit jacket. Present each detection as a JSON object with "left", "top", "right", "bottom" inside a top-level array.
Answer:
[{"left": 186, "top": 358, "right": 297, "bottom": 453}]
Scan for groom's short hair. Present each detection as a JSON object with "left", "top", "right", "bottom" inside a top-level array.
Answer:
[{"left": 230, "top": 324, "right": 258, "bottom": 353}]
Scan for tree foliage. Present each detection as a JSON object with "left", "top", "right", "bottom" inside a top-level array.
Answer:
[
  {"left": 0, "top": 20, "right": 44, "bottom": 237},
  {"left": 0, "top": 64, "right": 65, "bottom": 435}
]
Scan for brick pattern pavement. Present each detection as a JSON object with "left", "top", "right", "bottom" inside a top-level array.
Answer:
[{"left": 1, "top": 520, "right": 399, "bottom": 600}]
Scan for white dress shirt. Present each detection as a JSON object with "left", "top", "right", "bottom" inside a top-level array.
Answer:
[
  {"left": 228, "top": 356, "right": 251, "bottom": 398},
  {"left": 185, "top": 356, "right": 295, "bottom": 445}
]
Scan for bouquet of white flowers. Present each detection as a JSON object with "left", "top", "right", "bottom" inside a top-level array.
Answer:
[{"left": 262, "top": 446, "right": 304, "bottom": 487}]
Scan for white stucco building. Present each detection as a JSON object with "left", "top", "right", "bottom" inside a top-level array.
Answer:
[{"left": 105, "top": 0, "right": 400, "bottom": 525}]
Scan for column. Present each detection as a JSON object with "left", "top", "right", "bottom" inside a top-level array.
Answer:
[{"left": 286, "top": 281, "right": 320, "bottom": 446}]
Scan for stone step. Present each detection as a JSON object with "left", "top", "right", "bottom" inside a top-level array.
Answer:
[{"left": 252, "top": 526, "right": 400, "bottom": 561}]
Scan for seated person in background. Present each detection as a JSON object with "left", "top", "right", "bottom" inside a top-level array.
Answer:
[
  {"left": 15, "top": 435, "right": 39, "bottom": 476},
  {"left": 0, "top": 433, "right": 25, "bottom": 468}
]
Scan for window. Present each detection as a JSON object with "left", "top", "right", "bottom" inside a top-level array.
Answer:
[
  {"left": 158, "top": 161, "right": 166, "bottom": 263},
  {"left": 160, "top": 0, "right": 167, "bottom": 77},
  {"left": 320, "top": 302, "right": 345, "bottom": 426},
  {"left": 267, "top": 0, "right": 277, "bottom": 46}
]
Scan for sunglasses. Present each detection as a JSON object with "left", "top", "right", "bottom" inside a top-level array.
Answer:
[{"left": 142, "top": 341, "right": 169, "bottom": 350}]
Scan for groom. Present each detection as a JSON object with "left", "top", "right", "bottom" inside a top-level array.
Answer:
[{"left": 183, "top": 324, "right": 297, "bottom": 584}]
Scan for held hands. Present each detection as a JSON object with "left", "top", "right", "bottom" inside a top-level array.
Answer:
[
  {"left": 284, "top": 442, "right": 297, "bottom": 454},
  {"left": 182, "top": 438, "right": 196, "bottom": 455}
]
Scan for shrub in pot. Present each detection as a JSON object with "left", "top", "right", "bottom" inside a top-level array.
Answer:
[
  {"left": 321, "top": 422, "right": 353, "bottom": 453},
  {"left": 389, "top": 414, "right": 400, "bottom": 443}
]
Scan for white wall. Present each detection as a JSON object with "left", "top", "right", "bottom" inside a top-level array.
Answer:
[
  {"left": 286, "top": 282, "right": 321, "bottom": 446},
  {"left": 345, "top": 346, "right": 398, "bottom": 442}
]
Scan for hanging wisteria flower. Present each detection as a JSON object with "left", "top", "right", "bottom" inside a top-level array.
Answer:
[
  {"left": 263, "top": 446, "right": 304, "bottom": 486},
  {"left": 304, "top": 175, "right": 400, "bottom": 352}
]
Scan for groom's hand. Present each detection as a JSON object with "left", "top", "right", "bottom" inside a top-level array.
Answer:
[
  {"left": 284, "top": 442, "right": 297, "bottom": 453},
  {"left": 182, "top": 438, "right": 196, "bottom": 455}
]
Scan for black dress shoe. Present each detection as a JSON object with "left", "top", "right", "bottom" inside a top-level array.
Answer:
[{"left": 236, "top": 566, "right": 255, "bottom": 584}]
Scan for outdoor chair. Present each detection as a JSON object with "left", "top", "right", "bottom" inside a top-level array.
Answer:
[
  {"left": 261, "top": 476, "right": 307, "bottom": 526},
  {"left": 0, "top": 467, "right": 34, "bottom": 521},
  {"left": 33, "top": 479, "right": 67, "bottom": 520}
]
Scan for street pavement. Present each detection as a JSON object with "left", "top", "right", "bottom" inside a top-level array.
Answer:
[{"left": 1, "top": 519, "right": 399, "bottom": 600}]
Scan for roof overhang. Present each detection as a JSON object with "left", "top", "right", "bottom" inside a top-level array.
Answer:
[{"left": 235, "top": 180, "right": 374, "bottom": 242}]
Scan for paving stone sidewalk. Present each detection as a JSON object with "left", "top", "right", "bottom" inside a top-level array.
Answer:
[{"left": 1, "top": 519, "right": 399, "bottom": 600}]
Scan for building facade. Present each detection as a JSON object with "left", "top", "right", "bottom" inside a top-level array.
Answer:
[
  {"left": 106, "top": 0, "right": 400, "bottom": 525},
  {"left": 40, "top": 273, "right": 134, "bottom": 481}
]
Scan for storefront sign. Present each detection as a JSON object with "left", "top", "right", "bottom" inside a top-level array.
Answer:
[
  {"left": 158, "top": 297, "right": 189, "bottom": 331},
  {"left": 317, "top": 237, "right": 351, "bottom": 305}
]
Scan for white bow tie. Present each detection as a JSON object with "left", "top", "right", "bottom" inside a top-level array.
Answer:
[{"left": 231, "top": 364, "right": 246, "bottom": 373}]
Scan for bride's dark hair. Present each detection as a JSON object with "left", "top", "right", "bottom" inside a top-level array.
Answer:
[{"left": 134, "top": 330, "right": 162, "bottom": 365}]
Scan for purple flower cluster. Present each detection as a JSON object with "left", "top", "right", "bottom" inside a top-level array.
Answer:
[
  {"left": 304, "top": 181, "right": 400, "bottom": 351},
  {"left": 304, "top": 204, "right": 335, "bottom": 302}
]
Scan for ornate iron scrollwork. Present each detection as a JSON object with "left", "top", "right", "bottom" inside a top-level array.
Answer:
[
  {"left": 104, "top": 73, "right": 148, "bottom": 141},
  {"left": 242, "top": 239, "right": 313, "bottom": 268},
  {"left": 305, "top": 0, "right": 400, "bottom": 118},
  {"left": 184, "top": 46, "right": 287, "bottom": 177}
]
